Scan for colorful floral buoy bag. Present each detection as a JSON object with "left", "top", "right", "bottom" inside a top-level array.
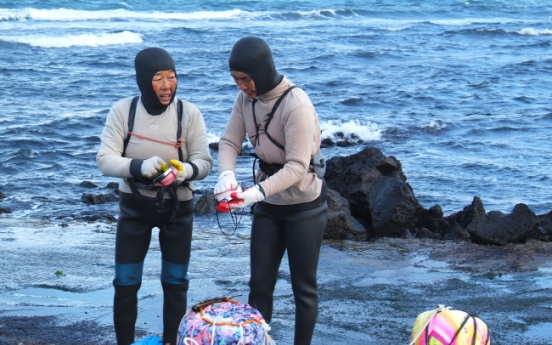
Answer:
[
  {"left": 410, "top": 305, "right": 491, "bottom": 345},
  {"left": 177, "top": 297, "right": 275, "bottom": 345}
]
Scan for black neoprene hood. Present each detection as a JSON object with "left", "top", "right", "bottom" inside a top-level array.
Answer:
[
  {"left": 134, "top": 47, "right": 178, "bottom": 115},
  {"left": 228, "top": 37, "right": 282, "bottom": 97}
]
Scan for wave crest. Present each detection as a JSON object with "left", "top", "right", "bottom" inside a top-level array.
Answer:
[
  {"left": 0, "top": 8, "right": 248, "bottom": 21},
  {"left": 516, "top": 27, "right": 552, "bottom": 36},
  {"left": 0, "top": 31, "right": 142, "bottom": 48},
  {"left": 321, "top": 120, "right": 382, "bottom": 142}
]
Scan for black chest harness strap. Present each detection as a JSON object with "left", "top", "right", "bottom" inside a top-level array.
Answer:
[
  {"left": 122, "top": 96, "right": 196, "bottom": 215},
  {"left": 123, "top": 96, "right": 184, "bottom": 161},
  {"left": 250, "top": 86, "right": 295, "bottom": 178},
  {"left": 250, "top": 87, "right": 325, "bottom": 179},
  {"left": 251, "top": 86, "right": 296, "bottom": 151}
]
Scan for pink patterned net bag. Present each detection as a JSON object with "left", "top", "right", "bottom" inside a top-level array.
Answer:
[{"left": 177, "top": 297, "right": 275, "bottom": 345}]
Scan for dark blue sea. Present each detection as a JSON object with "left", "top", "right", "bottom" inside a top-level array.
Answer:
[{"left": 1, "top": 0, "right": 551, "bottom": 222}]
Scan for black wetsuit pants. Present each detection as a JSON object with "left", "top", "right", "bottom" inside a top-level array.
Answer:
[
  {"left": 113, "top": 192, "right": 193, "bottom": 345},
  {"left": 249, "top": 200, "right": 328, "bottom": 345}
]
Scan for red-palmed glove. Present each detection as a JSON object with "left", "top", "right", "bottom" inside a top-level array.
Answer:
[
  {"left": 216, "top": 184, "right": 265, "bottom": 213},
  {"left": 214, "top": 170, "right": 239, "bottom": 201}
]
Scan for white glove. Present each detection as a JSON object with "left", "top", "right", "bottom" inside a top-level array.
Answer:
[
  {"left": 216, "top": 185, "right": 265, "bottom": 213},
  {"left": 214, "top": 170, "right": 238, "bottom": 196},
  {"left": 141, "top": 156, "right": 167, "bottom": 178}
]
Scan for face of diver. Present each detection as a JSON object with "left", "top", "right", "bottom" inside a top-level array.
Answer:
[
  {"left": 231, "top": 70, "right": 257, "bottom": 99},
  {"left": 152, "top": 70, "right": 177, "bottom": 106}
]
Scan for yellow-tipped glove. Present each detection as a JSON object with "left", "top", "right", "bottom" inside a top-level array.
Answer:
[
  {"left": 141, "top": 156, "right": 167, "bottom": 178},
  {"left": 170, "top": 159, "right": 192, "bottom": 185}
]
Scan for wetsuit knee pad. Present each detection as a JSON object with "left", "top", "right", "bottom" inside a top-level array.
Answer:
[
  {"left": 114, "top": 262, "right": 144, "bottom": 286},
  {"left": 161, "top": 258, "right": 189, "bottom": 285}
]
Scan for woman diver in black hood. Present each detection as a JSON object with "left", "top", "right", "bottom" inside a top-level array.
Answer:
[
  {"left": 227, "top": 36, "right": 283, "bottom": 97},
  {"left": 97, "top": 47, "right": 213, "bottom": 345},
  {"left": 215, "top": 37, "right": 328, "bottom": 345},
  {"left": 134, "top": 47, "right": 178, "bottom": 115}
]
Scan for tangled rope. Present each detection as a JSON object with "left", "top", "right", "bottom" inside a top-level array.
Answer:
[{"left": 216, "top": 207, "right": 245, "bottom": 236}]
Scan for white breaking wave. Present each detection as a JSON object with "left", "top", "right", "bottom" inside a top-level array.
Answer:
[
  {"left": 428, "top": 17, "right": 547, "bottom": 26},
  {"left": 427, "top": 120, "right": 447, "bottom": 132},
  {"left": 206, "top": 132, "right": 220, "bottom": 145},
  {"left": 516, "top": 27, "right": 552, "bottom": 36},
  {"left": 0, "top": 31, "right": 142, "bottom": 48},
  {"left": 321, "top": 120, "right": 382, "bottom": 142},
  {"left": 0, "top": 8, "right": 251, "bottom": 21},
  {"left": 205, "top": 120, "right": 382, "bottom": 146}
]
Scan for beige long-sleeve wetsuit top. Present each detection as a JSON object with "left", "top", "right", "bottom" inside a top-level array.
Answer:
[
  {"left": 97, "top": 97, "right": 213, "bottom": 201},
  {"left": 218, "top": 76, "right": 322, "bottom": 205}
]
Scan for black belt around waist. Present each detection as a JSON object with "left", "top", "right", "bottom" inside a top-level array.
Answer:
[
  {"left": 258, "top": 179, "right": 328, "bottom": 215},
  {"left": 125, "top": 178, "right": 187, "bottom": 215},
  {"left": 258, "top": 160, "right": 284, "bottom": 177},
  {"left": 126, "top": 178, "right": 188, "bottom": 193},
  {"left": 257, "top": 157, "right": 317, "bottom": 177}
]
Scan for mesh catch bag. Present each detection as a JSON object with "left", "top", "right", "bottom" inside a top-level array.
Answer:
[
  {"left": 409, "top": 305, "right": 491, "bottom": 345},
  {"left": 177, "top": 297, "right": 275, "bottom": 345}
]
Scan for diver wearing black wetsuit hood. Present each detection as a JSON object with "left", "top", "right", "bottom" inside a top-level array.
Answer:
[
  {"left": 228, "top": 36, "right": 283, "bottom": 96},
  {"left": 97, "top": 47, "right": 213, "bottom": 345},
  {"left": 215, "top": 36, "right": 328, "bottom": 345},
  {"left": 134, "top": 47, "right": 177, "bottom": 115}
]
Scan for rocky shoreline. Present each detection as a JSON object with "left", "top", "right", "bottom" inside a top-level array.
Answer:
[
  {"left": 47, "top": 147, "right": 550, "bottom": 248},
  {"left": 1, "top": 146, "right": 550, "bottom": 252}
]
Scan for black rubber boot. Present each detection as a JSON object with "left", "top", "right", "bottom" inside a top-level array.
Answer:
[
  {"left": 161, "top": 281, "right": 189, "bottom": 345},
  {"left": 113, "top": 283, "right": 141, "bottom": 345}
]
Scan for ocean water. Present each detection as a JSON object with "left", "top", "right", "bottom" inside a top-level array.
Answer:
[{"left": 0, "top": 0, "right": 551, "bottom": 222}]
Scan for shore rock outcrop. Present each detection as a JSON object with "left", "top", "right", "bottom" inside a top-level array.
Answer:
[
  {"left": 194, "top": 190, "right": 218, "bottom": 215},
  {"left": 74, "top": 147, "right": 551, "bottom": 247},
  {"left": 325, "top": 189, "right": 366, "bottom": 241},
  {"left": 446, "top": 197, "right": 543, "bottom": 245},
  {"left": 324, "top": 147, "right": 551, "bottom": 246},
  {"left": 368, "top": 176, "right": 421, "bottom": 238},
  {"left": 324, "top": 147, "right": 425, "bottom": 239}
]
